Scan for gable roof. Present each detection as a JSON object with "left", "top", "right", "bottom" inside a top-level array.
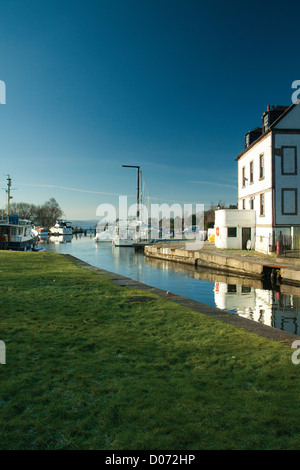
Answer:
[
  {"left": 235, "top": 103, "right": 296, "bottom": 161},
  {"left": 269, "top": 104, "right": 295, "bottom": 129}
]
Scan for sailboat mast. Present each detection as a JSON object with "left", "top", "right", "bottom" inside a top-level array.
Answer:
[
  {"left": 7, "top": 175, "right": 12, "bottom": 217},
  {"left": 122, "top": 164, "right": 141, "bottom": 221},
  {"left": 137, "top": 167, "right": 140, "bottom": 220}
]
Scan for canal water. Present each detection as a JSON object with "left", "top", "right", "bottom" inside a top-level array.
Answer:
[{"left": 40, "top": 233, "right": 300, "bottom": 336}]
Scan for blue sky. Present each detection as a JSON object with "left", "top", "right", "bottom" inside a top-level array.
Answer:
[{"left": 0, "top": 0, "right": 299, "bottom": 220}]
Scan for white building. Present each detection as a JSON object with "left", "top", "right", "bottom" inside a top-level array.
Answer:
[
  {"left": 214, "top": 209, "right": 256, "bottom": 250},
  {"left": 236, "top": 103, "right": 300, "bottom": 253}
]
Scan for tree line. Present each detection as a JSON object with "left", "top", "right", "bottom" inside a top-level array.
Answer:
[{"left": 3, "top": 198, "right": 64, "bottom": 229}]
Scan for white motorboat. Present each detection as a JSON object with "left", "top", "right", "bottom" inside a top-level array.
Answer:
[
  {"left": 94, "top": 226, "right": 114, "bottom": 242},
  {"left": 49, "top": 219, "right": 73, "bottom": 236},
  {"left": 112, "top": 219, "right": 150, "bottom": 247},
  {"left": 0, "top": 215, "right": 39, "bottom": 251}
]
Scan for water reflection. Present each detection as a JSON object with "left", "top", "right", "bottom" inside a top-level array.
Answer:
[
  {"left": 213, "top": 282, "right": 300, "bottom": 335},
  {"left": 145, "top": 256, "right": 300, "bottom": 335},
  {"left": 41, "top": 235, "right": 300, "bottom": 336},
  {"left": 48, "top": 235, "right": 73, "bottom": 244}
]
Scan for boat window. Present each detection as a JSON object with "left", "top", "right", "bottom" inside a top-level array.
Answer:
[
  {"left": 11, "top": 227, "right": 16, "bottom": 236},
  {"left": 18, "top": 227, "right": 23, "bottom": 235}
]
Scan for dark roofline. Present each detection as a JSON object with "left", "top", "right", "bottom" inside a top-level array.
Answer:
[
  {"left": 268, "top": 103, "right": 295, "bottom": 129},
  {"left": 235, "top": 103, "right": 296, "bottom": 161},
  {"left": 235, "top": 130, "right": 268, "bottom": 161}
]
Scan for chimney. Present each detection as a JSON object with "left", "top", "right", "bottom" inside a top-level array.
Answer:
[{"left": 267, "top": 105, "right": 270, "bottom": 111}]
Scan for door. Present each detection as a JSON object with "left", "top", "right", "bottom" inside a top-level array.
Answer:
[{"left": 242, "top": 227, "right": 251, "bottom": 250}]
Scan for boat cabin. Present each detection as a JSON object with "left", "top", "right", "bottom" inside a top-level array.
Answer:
[{"left": 0, "top": 215, "right": 38, "bottom": 250}]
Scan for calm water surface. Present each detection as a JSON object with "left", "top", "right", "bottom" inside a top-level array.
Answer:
[{"left": 41, "top": 234, "right": 300, "bottom": 336}]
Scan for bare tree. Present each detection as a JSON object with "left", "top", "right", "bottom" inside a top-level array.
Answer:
[
  {"left": 6, "top": 198, "right": 64, "bottom": 229},
  {"left": 35, "top": 198, "right": 64, "bottom": 228},
  {"left": 8, "top": 202, "right": 36, "bottom": 220}
]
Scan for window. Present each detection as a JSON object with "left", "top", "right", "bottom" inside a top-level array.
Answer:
[
  {"left": 242, "top": 166, "right": 246, "bottom": 187},
  {"left": 228, "top": 227, "right": 237, "bottom": 237},
  {"left": 259, "top": 154, "right": 264, "bottom": 179},
  {"left": 242, "top": 199, "right": 245, "bottom": 209},
  {"left": 242, "top": 286, "right": 251, "bottom": 293},
  {"left": 282, "top": 188, "right": 298, "bottom": 215},
  {"left": 227, "top": 285, "right": 237, "bottom": 293},
  {"left": 250, "top": 198, "right": 254, "bottom": 209},
  {"left": 282, "top": 147, "right": 297, "bottom": 175},
  {"left": 260, "top": 193, "right": 265, "bottom": 216},
  {"left": 250, "top": 161, "right": 254, "bottom": 183}
]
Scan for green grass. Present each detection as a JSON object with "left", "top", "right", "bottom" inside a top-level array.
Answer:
[{"left": 1, "top": 251, "right": 300, "bottom": 450}]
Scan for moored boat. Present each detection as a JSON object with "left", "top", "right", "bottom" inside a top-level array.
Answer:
[
  {"left": 35, "top": 226, "right": 49, "bottom": 238},
  {"left": 94, "top": 226, "right": 114, "bottom": 242},
  {"left": 112, "top": 219, "right": 151, "bottom": 247},
  {"left": 0, "top": 215, "right": 39, "bottom": 251},
  {"left": 49, "top": 219, "right": 73, "bottom": 236}
]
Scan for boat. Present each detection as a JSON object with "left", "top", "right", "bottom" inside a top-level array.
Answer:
[
  {"left": 112, "top": 165, "right": 161, "bottom": 246},
  {"left": 34, "top": 226, "right": 49, "bottom": 239},
  {"left": 112, "top": 219, "right": 151, "bottom": 247},
  {"left": 49, "top": 219, "right": 73, "bottom": 236},
  {"left": 0, "top": 215, "right": 39, "bottom": 251},
  {"left": 94, "top": 225, "right": 114, "bottom": 242}
]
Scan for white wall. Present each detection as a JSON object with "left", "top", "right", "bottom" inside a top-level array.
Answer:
[
  {"left": 275, "top": 103, "right": 300, "bottom": 130},
  {"left": 238, "top": 133, "right": 272, "bottom": 206},
  {"left": 235, "top": 105, "right": 300, "bottom": 253},
  {"left": 273, "top": 132, "right": 300, "bottom": 226},
  {"left": 215, "top": 209, "right": 256, "bottom": 249},
  {"left": 237, "top": 134, "right": 273, "bottom": 252}
]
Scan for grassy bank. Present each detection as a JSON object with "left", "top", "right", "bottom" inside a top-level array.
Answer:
[{"left": 0, "top": 251, "right": 300, "bottom": 450}]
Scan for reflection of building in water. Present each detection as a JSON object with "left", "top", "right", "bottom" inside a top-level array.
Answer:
[
  {"left": 214, "top": 282, "right": 300, "bottom": 335},
  {"left": 144, "top": 256, "right": 300, "bottom": 335},
  {"left": 272, "top": 292, "right": 300, "bottom": 335}
]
